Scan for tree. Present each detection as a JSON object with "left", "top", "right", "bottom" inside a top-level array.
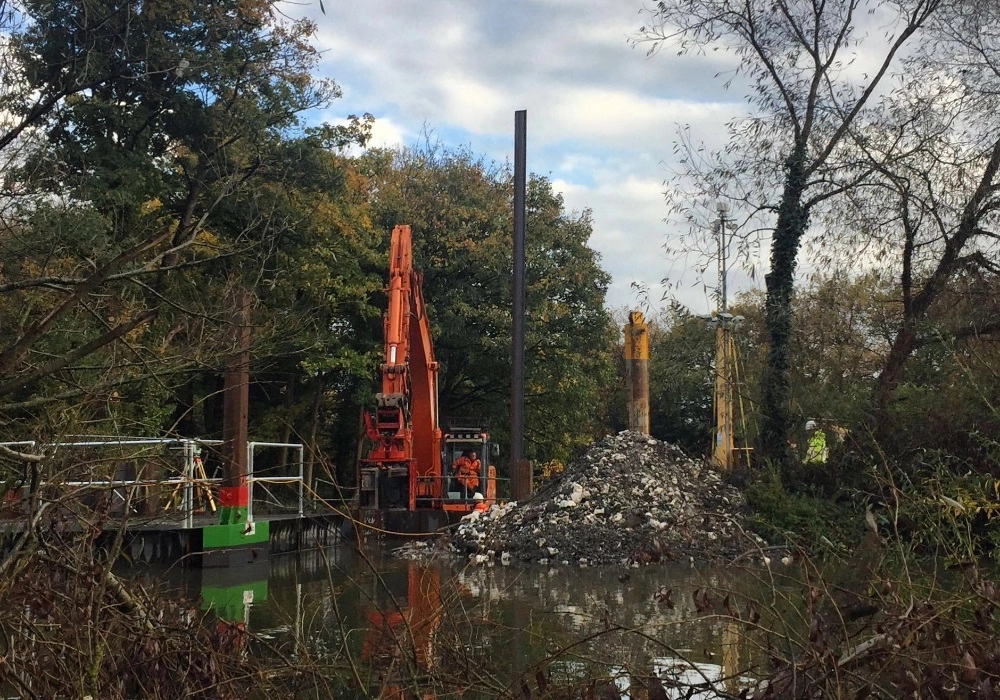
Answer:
[
  {"left": 238, "top": 126, "right": 382, "bottom": 486},
  {"left": 0, "top": 0, "right": 343, "bottom": 442},
  {"left": 646, "top": 305, "right": 717, "bottom": 456},
  {"left": 786, "top": 272, "right": 895, "bottom": 431},
  {"left": 521, "top": 177, "right": 617, "bottom": 464},
  {"left": 639, "top": 0, "right": 941, "bottom": 473},
  {"left": 815, "top": 1, "right": 1000, "bottom": 441}
]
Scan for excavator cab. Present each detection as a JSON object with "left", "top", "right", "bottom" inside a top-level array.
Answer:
[{"left": 441, "top": 425, "right": 498, "bottom": 511}]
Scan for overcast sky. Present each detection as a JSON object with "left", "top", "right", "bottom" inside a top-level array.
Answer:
[{"left": 298, "top": 1, "right": 757, "bottom": 315}]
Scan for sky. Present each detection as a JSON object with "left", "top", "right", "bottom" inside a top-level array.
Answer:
[{"left": 296, "top": 0, "right": 757, "bottom": 315}]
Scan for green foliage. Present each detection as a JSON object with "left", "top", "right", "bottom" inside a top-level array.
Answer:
[
  {"left": 0, "top": 0, "right": 349, "bottom": 442},
  {"left": 646, "top": 305, "right": 715, "bottom": 455},
  {"left": 787, "top": 271, "right": 895, "bottom": 430},
  {"left": 874, "top": 450, "right": 1000, "bottom": 564},
  {"left": 522, "top": 178, "right": 616, "bottom": 463},
  {"left": 15, "top": 0, "right": 333, "bottom": 210},
  {"left": 0, "top": 0, "right": 619, "bottom": 484},
  {"left": 746, "top": 468, "right": 862, "bottom": 548},
  {"left": 877, "top": 331, "right": 1000, "bottom": 461},
  {"left": 232, "top": 134, "right": 382, "bottom": 473}
]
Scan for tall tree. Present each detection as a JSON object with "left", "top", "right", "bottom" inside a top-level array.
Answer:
[
  {"left": 640, "top": 0, "right": 940, "bottom": 473},
  {"left": 0, "top": 0, "right": 343, "bottom": 441},
  {"left": 231, "top": 125, "right": 382, "bottom": 484},
  {"left": 817, "top": 1, "right": 1000, "bottom": 440}
]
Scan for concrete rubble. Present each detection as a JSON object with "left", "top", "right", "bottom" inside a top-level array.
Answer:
[{"left": 448, "top": 431, "right": 762, "bottom": 567}]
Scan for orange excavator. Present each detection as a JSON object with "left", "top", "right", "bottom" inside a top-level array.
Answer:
[{"left": 359, "top": 225, "right": 497, "bottom": 528}]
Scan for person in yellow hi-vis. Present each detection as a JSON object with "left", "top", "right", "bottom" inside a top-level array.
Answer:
[{"left": 803, "top": 420, "right": 828, "bottom": 464}]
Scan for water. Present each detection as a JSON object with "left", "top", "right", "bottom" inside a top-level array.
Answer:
[{"left": 130, "top": 543, "right": 775, "bottom": 698}]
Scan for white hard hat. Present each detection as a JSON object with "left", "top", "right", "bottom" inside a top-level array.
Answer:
[
  {"left": 805, "top": 420, "right": 817, "bottom": 430},
  {"left": 473, "top": 492, "right": 484, "bottom": 501}
]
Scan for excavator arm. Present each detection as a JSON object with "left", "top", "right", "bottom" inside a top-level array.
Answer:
[{"left": 362, "top": 225, "right": 443, "bottom": 509}]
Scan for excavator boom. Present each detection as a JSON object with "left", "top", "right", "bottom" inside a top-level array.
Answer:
[
  {"left": 358, "top": 225, "right": 496, "bottom": 524},
  {"left": 362, "top": 226, "right": 442, "bottom": 510}
]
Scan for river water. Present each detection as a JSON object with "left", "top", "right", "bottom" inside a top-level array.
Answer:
[{"left": 132, "top": 542, "right": 780, "bottom": 698}]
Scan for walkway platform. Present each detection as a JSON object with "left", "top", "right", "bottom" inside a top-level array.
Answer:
[{"left": 0, "top": 508, "right": 346, "bottom": 567}]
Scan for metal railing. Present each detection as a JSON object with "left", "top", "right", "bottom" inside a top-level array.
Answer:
[
  {"left": 246, "top": 441, "right": 305, "bottom": 522},
  {"left": 1, "top": 437, "right": 306, "bottom": 529},
  {"left": 314, "top": 478, "right": 356, "bottom": 503},
  {"left": 416, "top": 472, "right": 512, "bottom": 502}
]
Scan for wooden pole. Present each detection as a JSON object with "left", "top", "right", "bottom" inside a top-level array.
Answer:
[
  {"left": 625, "top": 311, "right": 650, "bottom": 435},
  {"left": 222, "top": 288, "right": 250, "bottom": 489},
  {"left": 713, "top": 324, "right": 734, "bottom": 470}
]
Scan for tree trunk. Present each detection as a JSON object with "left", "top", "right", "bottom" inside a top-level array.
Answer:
[
  {"left": 759, "top": 146, "right": 810, "bottom": 476},
  {"left": 872, "top": 323, "right": 918, "bottom": 444}
]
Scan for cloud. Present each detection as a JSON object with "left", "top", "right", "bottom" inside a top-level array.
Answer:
[
  {"left": 553, "top": 168, "right": 718, "bottom": 313},
  {"left": 366, "top": 116, "right": 408, "bottom": 150},
  {"left": 300, "top": 0, "right": 755, "bottom": 313}
]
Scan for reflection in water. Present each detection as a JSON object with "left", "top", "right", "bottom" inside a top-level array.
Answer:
[
  {"left": 129, "top": 544, "right": 774, "bottom": 698},
  {"left": 199, "top": 563, "right": 269, "bottom": 623},
  {"left": 361, "top": 565, "right": 441, "bottom": 699},
  {"left": 448, "top": 563, "right": 761, "bottom": 698}
]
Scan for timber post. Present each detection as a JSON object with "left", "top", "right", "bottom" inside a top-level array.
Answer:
[
  {"left": 714, "top": 324, "right": 734, "bottom": 470},
  {"left": 625, "top": 311, "right": 650, "bottom": 435},
  {"left": 220, "top": 287, "right": 251, "bottom": 524}
]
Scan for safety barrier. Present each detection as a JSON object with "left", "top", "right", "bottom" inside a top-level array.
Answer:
[
  {"left": 0, "top": 438, "right": 306, "bottom": 529},
  {"left": 246, "top": 441, "right": 305, "bottom": 522}
]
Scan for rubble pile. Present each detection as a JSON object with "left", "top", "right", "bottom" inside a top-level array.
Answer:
[{"left": 450, "top": 431, "right": 759, "bottom": 566}]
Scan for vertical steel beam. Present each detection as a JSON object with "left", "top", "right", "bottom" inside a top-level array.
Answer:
[
  {"left": 246, "top": 442, "right": 254, "bottom": 522},
  {"left": 298, "top": 444, "right": 305, "bottom": 517},
  {"left": 511, "top": 110, "right": 527, "bottom": 499}
]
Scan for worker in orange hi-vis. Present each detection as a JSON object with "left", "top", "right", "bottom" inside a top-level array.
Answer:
[
  {"left": 453, "top": 451, "right": 480, "bottom": 499},
  {"left": 472, "top": 492, "right": 489, "bottom": 512}
]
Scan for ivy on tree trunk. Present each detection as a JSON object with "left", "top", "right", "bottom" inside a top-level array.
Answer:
[{"left": 760, "top": 146, "right": 810, "bottom": 474}]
